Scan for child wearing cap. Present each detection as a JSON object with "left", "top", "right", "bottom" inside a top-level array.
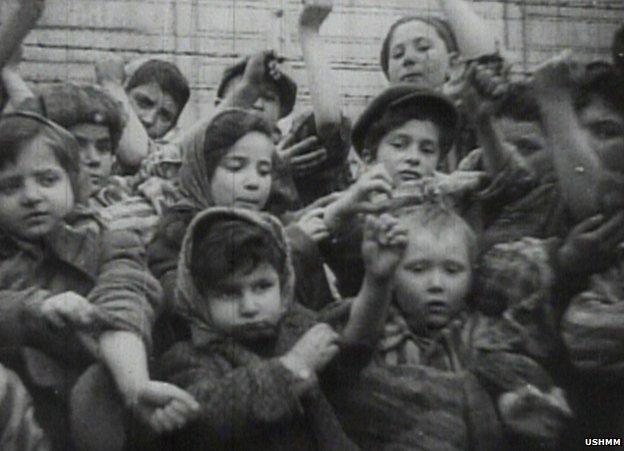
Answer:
[{"left": 315, "top": 84, "right": 478, "bottom": 296}]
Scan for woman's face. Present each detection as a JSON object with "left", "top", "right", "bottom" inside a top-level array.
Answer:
[
  {"left": 210, "top": 131, "right": 274, "bottom": 210},
  {"left": 386, "top": 20, "right": 451, "bottom": 89}
]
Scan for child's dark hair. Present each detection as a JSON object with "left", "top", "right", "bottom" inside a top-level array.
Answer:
[
  {"left": 126, "top": 59, "right": 190, "bottom": 120},
  {"left": 203, "top": 109, "right": 275, "bottom": 181},
  {"left": 362, "top": 104, "right": 454, "bottom": 163},
  {"left": 574, "top": 63, "right": 624, "bottom": 119},
  {"left": 0, "top": 113, "right": 81, "bottom": 198},
  {"left": 190, "top": 218, "right": 286, "bottom": 295},
  {"left": 380, "top": 16, "right": 458, "bottom": 79}
]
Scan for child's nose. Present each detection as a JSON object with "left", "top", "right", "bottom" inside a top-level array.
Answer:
[
  {"left": 239, "top": 295, "right": 259, "bottom": 317},
  {"left": 83, "top": 145, "right": 101, "bottom": 166},
  {"left": 21, "top": 180, "right": 43, "bottom": 204},
  {"left": 427, "top": 270, "right": 444, "bottom": 291},
  {"left": 141, "top": 109, "right": 157, "bottom": 126}
]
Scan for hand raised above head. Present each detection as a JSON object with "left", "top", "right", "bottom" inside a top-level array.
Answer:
[{"left": 299, "top": 0, "right": 334, "bottom": 31}]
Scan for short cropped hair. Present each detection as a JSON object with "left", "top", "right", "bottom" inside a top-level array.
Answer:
[
  {"left": 395, "top": 202, "right": 478, "bottom": 267},
  {"left": 126, "top": 59, "right": 190, "bottom": 120},
  {"left": 190, "top": 218, "right": 286, "bottom": 295}
]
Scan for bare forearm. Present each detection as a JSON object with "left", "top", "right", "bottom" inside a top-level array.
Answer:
[
  {"left": 475, "top": 113, "right": 512, "bottom": 177},
  {"left": 100, "top": 81, "right": 150, "bottom": 170},
  {"left": 300, "top": 29, "right": 342, "bottom": 131},
  {"left": 539, "top": 94, "right": 601, "bottom": 219},
  {"left": 1, "top": 69, "right": 35, "bottom": 111},
  {"left": 436, "top": 0, "right": 497, "bottom": 57},
  {"left": 0, "top": 0, "right": 44, "bottom": 69},
  {"left": 99, "top": 330, "right": 150, "bottom": 404},
  {"left": 342, "top": 275, "right": 392, "bottom": 345}
]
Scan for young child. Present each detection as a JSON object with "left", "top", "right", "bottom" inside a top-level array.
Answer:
[
  {"left": 32, "top": 83, "right": 126, "bottom": 200},
  {"left": 376, "top": 202, "right": 571, "bottom": 449},
  {"left": 148, "top": 108, "right": 333, "bottom": 350},
  {"left": 317, "top": 84, "right": 472, "bottom": 296},
  {"left": 157, "top": 205, "right": 407, "bottom": 450},
  {"left": 0, "top": 112, "right": 196, "bottom": 450}
]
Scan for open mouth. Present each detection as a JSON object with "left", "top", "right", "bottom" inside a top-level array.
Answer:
[{"left": 425, "top": 300, "right": 449, "bottom": 315}]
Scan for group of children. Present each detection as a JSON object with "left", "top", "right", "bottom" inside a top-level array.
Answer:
[{"left": 0, "top": 0, "right": 622, "bottom": 449}]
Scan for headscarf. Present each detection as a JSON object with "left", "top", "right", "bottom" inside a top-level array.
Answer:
[
  {"left": 175, "top": 207, "right": 296, "bottom": 349},
  {"left": 174, "top": 108, "right": 298, "bottom": 215}
]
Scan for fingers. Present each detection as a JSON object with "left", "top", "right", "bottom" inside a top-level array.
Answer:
[
  {"left": 285, "top": 136, "right": 321, "bottom": 157},
  {"left": 590, "top": 211, "right": 624, "bottom": 242},
  {"left": 300, "top": 207, "right": 325, "bottom": 221},
  {"left": 291, "top": 148, "right": 328, "bottom": 173},
  {"left": 574, "top": 214, "right": 605, "bottom": 233},
  {"left": 139, "top": 382, "right": 200, "bottom": 412}
]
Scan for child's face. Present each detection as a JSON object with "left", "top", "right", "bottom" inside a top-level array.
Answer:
[
  {"left": 68, "top": 123, "right": 113, "bottom": 197},
  {"left": 387, "top": 20, "right": 450, "bottom": 88},
  {"left": 128, "top": 81, "right": 179, "bottom": 139},
  {"left": 222, "top": 75, "right": 282, "bottom": 125},
  {"left": 578, "top": 95, "right": 624, "bottom": 173},
  {"left": 393, "top": 222, "right": 471, "bottom": 331},
  {"left": 498, "top": 118, "right": 545, "bottom": 159},
  {"left": 376, "top": 119, "right": 441, "bottom": 188},
  {"left": 210, "top": 131, "right": 274, "bottom": 210},
  {"left": 206, "top": 261, "right": 283, "bottom": 339},
  {"left": 0, "top": 137, "right": 74, "bottom": 241}
]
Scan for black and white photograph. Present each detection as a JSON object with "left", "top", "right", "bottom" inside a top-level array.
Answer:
[{"left": 0, "top": 0, "right": 621, "bottom": 449}]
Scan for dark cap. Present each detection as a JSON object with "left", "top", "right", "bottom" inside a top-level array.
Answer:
[
  {"left": 216, "top": 55, "right": 297, "bottom": 118},
  {"left": 37, "top": 83, "right": 127, "bottom": 151},
  {"left": 352, "top": 83, "right": 459, "bottom": 155}
]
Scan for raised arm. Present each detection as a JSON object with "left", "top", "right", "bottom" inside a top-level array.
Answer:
[
  {"left": 95, "top": 56, "right": 151, "bottom": 172},
  {"left": 0, "top": 0, "right": 45, "bottom": 70},
  {"left": 342, "top": 214, "right": 407, "bottom": 346},
  {"left": 435, "top": 0, "right": 497, "bottom": 58},
  {"left": 532, "top": 52, "right": 602, "bottom": 221},
  {"left": 298, "top": 0, "right": 342, "bottom": 134}
]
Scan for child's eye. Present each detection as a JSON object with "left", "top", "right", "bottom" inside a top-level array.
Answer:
[
  {"left": 37, "top": 172, "right": 60, "bottom": 188},
  {"left": 591, "top": 121, "right": 624, "bottom": 141},
  {"left": 421, "top": 145, "right": 436, "bottom": 155},
  {"left": 257, "top": 162, "right": 273, "bottom": 177},
  {"left": 96, "top": 140, "right": 113, "bottom": 153},
  {"left": 391, "top": 45, "right": 405, "bottom": 59},
  {"left": 159, "top": 110, "right": 174, "bottom": 124},
  {"left": 444, "top": 262, "right": 465, "bottom": 274},
  {"left": 0, "top": 178, "right": 21, "bottom": 195},
  {"left": 136, "top": 96, "right": 154, "bottom": 109},
  {"left": 224, "top": 158, "right": 245, "bottom": 172},
  {"left": 252, "top": 279, "right": 274, "bottom": 293},
  {"left": 405, "top": 262, "right": 426, "bottom": 273}
]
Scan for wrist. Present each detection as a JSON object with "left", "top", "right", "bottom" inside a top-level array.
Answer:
[{"left": 280, "top": 355, "right": 314, "bottom": 381}]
